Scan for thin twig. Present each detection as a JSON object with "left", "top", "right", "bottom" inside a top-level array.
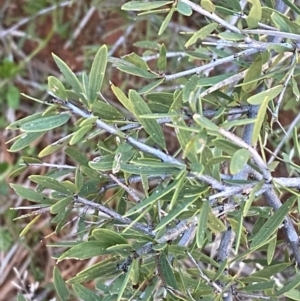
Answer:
[
  {"left": 180, "top": 0, "right": 242, "bottom": 34},
  {"left": 164, "top": 48, "right": 260, "bottom": 81},
  {"left": 242, "top": 29, "right": 300, "bottom": 41},
  {"left": 75, "top": 195, "right": 154, "bottom": 236}
]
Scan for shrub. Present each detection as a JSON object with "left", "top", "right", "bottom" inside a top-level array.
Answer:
[{"left": 7, "top": 1, "right": 300, "bottom": 300}]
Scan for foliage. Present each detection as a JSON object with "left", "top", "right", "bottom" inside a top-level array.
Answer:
[{"left": 6, "top": 0, "right": 300, "bottom": 300}]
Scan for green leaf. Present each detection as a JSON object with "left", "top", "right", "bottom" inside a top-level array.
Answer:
[
  {"left": 172, "top": 114, "right": 198, "bottom": 163},
  {"left": 126, "top": 179, "right": 179, "bottom": 216},
  {"left": 120, "top": 161, "right": 181, "bottom": 175},
  {"left": 88, "top": 45, "right": 107, "bottom": 105},
  {"left": 159, "top": 252, "right": 178, "bottom": 289},
  {"left": 111, "top": 84, "right": 132, "bottom": 111},
  {"left": 185, "top": 23, "right": 218, "bottom": 48},
  {"left": 248, "top": 262, "right": 292, "bottom": 279},
  {"left": 58, "top": 241, "right": 111, "bottom": 262},
  {"left": 92, "top": 229, "right": 127, "bottom": 245},
  {"left": 230, "top": 149, "right": 250, "bottom": 174},
  {"left": 117, "top": 265, "right": 133, "bottom": 301},
  {"left": 48, "top": 76, "right": 67, "bottom": 100},
  {"left": 116, "top": 64, "right": 158, "bottom": 78},
  {"left": 121, "top": 1, "right": 173, "bottom": 11},
  {"left": 52, "top": 53, "right": 82, "bottom": 95},
  {"left": 218, "top": 32, "right": 245, "bottom": 41},
  {"left": 65, "top": 146, "right": 89, "bottom": 166},
  {"left": 157, "top": 44, "right": 167, "bottom": 71},
  {"left": 139, "top": 78, "right": 165, "bottom": 94},
  {"left": 89, "top": 154, "right": 114, "bottom": 171},
  {"left": 213, "top": 138, "right": 240, "bottom": 155},
  {"left": 129, "top": 90, "right": 166, "bottom": 149},
  {"left": 72, "top": 284, "right": 102, "bottom": 301},
  {"left": 193, "top": 114, "right": 219, "bottom": 131},
  {"left": 8, "top": 131, "right": 46, "bottom": 152},
  {"left": 158, "top": 7, "right": 175, "bottom": 35},
  {"left": 271, "top": 12, "right": 292, "bottom": 33},
  {"left": 92, "top": 100, "right": 123, "bottom": 120},
  {"left": 247, "top": 0, "right": 262, "bottom": 28},
  {"left": 67, "top": 258, "right": 121, "bottom": 283},
  {"left": 284, "top": 288, "right": 300, "bottom": 301},
  {"left": 247, "top": 85, "right": 283, "bottom": 105},
  {"left": 123, "top": 52, "right": 149, "bottom": 70},
  {"left": 182, "top": 74, "right": 198, "bottom": 103},
  {"left": 21, "top": 113, "right": 71, "bottom": 132},
  {"left": 207, "top": 209, "right": 227, "bottom": 233},
  {"left": 29, "top": 175, "right": 73, "bottom": 195},
  {"left": 51, "top": 196, "right": 72, "bottom": 214},
  {"left": 10, "top": 184, "right": 53, "bottom": 204},
  {"left": 242, "top": 54, "right": 262, "bottom": 93},
  {"left": 252, "top": 96, "right": 269, "bottom": 145},
  {"left": 39, "top": 136, "right": 71, "bottom": 157},
  {"left": 177, "top": 1, "right": 192, "bottom": 16},
  {"left": 70, "top": 124, "right": 93, "bottom": 145},
  {"left": 267, "top": 235, "right": 277, "bottom": 265},
  {"left": 250, "top": 197, "right": 296, "bottom": 248},
  {"left": 201, "top": 0, "right": 215, "bottom": 12},
  {"left": 155, "top": 197, "right": 197, "bottom": 231},
  {"left": 6, "top": 85, "right": 20, "bottom": 109},
  {"left": 197, "top": 200, "right": 209, "bottom": 248},
  {"left": 281, "top": 0, "right": 300, "bottom": 14},
  {"left": 53, "top": 266, "right": 69, "bottom": 301},
  {"left": 276, "top": 272, "right": 300, "bottom": 296},
  {"left": 6, "top": 112, "right": 44, "bottom": 130}
]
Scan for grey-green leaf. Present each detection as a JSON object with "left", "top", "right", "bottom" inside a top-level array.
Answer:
[
  {"left": 88, "top": 45, "right": 108, "bottom": 105},
  {"left": 21, "top": 114, "right": 71, "bottom": 132},
  {"left": 230, "top": 149, "right": 250, "bottom": 174},
  {"left": 53, "top": 266, "right": 69, "bottom": 301},
  {"left": 122, "top": 1, "right": 173, "bottom": 11},
  {"left": 129, "top": 90, "right": 166, "bottom": 149},
  {"left": 52, "top": 53, "right": 82, "bottom": 94},
  {"left": 250, "top": 197, "right": 296, "bottom": 248}
]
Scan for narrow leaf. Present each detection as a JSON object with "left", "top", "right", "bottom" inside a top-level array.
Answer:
[
  {"left": 92, "top": 229, "right": 127, "bottom": 245},
  {"left": 159, "top": 252, "right": 178, "bottom": 289},
  {"left": 58, "top": 241, "right": 110, "bottom": 262},
  {"left": 276, "top": 273, "right": 300, "bottom": 296},
  {"left": 9, "top": 132, "right": 45, "bottom": 152},
  {"left": 29, "top": 175, "right": 73, "bottom": 195},
  {"left": 252, "top": 96, "right": 269, "bottom": 145},
  {"left": 122, "top": 1, "right": 173, "bottom": 11},
  {"left": 250, "top": 197, "right": 296, "bottom": 248},
  {"left": 247, "top": 0, "right": 262, "bottom": 28},
  {"left": 48, "top": 76, "right": 67, "bottom": 100},
  {"left": 247, "top": 85, "right": 282, "bottom": 105},
  {"left": 197, "top": 200, "right": 209, "bottom": 248},
  {"left": 21, "top": 114, "right": 71, "bottom": 132},
  {"left": 52, "top": 53, "right": 82, "bottom": 94},
  {"left": 53, "top": 266, "right": 69, "bottom": 301},
  {"left": 185, "top": 23, "right": 218, "bottom": 48},
  {"left": 242, "top": 54, "right": 262, "bottom": 93},
  {"left": 72, "top": 284, "right": 101, "bottom": 301},
  {"left": 230, "top": 149, "right": 250, "bottom": 174},
  {"left": 129, "top": 90, "right": 166, "bottom": 149},
  {"left": 158, "top": 8, "right": 174, "bottom": 35},
  {"left": 88, "top": 45, "right": 108, "bottom": 104}
]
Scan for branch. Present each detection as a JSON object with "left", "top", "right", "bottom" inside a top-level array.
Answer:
[
  {"left": 242, "top": 29, "right": 300, "bottom": 41},
  {"left": 164, "top": 48, "right": 260, "bottom": 81},
  {"left": 75, "top": 195, "right": 154, "bottom": 236},
  {"left": 66, "top": 101, "right": 184, "bottom": 167},
  {"left": 180, "top": 0, "right": 241, "bottom": 34}
]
